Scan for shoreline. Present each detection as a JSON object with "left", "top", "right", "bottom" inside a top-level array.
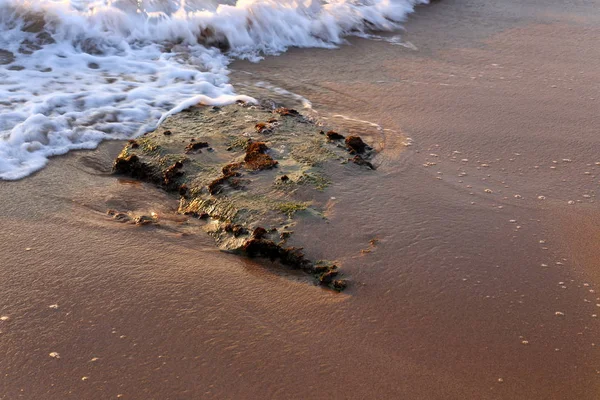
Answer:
[{"left": 2, "top": 0, "right": 600, "bottom": 398}]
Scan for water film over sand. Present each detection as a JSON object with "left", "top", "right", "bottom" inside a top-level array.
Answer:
[{"left": 1, "top": 0, "right": 600, "bottom": 399}]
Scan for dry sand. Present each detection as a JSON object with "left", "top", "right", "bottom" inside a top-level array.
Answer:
[{"left": 1, "top": 0, "right": 600, "bottom": 399}]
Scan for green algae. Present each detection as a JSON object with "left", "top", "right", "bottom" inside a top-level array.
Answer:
[{"left": 274, "top": 201, "right": 310, "bottom": 218}]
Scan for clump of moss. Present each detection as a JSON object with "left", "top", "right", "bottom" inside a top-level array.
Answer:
[
  {"left": 290, "top": 139, "right": 335, "bottom": 166},
  {"left": 275, "top": 201, "right": 309, "bottom": 217},
  {"left": 136, "top": 137, "right": 162, "bottom": 155},
  {"left": 226, "top": 137, "right": 249, "bottom": 151},
  {"left": 298, "top": 172, "right": 331, "bottom": 191},
  {"left": 158, "top": 154, "right": 188, "bottom": 168}
]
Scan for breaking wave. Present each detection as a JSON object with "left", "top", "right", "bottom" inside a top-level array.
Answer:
[{"left": 0, "top": 0, "right": 426, "bottom": 179}]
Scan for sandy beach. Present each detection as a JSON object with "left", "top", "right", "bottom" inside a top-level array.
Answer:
[{"left": 1, "top": 0, "right": 600, "bottom": 398}]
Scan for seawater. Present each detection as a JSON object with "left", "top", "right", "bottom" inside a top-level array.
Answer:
[{"left": 0, "top": 0, "right": 426, "bottom": 179}]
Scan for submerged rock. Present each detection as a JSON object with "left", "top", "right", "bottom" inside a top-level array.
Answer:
[
  {"left": 113, "top": 102, "right": 377, "bottom": 290},
  {"left": 345, "top": 136, "right": 368, "bottom": 154}
]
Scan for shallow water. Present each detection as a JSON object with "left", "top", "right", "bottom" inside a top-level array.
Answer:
[{"left": 1, "top": 0, "right": 600, "bottom": 398}]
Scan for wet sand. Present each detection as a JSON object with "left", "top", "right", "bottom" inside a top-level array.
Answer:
[{"left": 2, "top": 0, "right": 600, "bottom": 399}]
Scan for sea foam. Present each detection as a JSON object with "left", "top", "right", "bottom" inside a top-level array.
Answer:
[{"left": 0, "top": 0, "right": 425, "bottom": 179}]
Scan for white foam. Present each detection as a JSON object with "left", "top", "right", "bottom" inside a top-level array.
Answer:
[{"left": 0, "top": 0, "right": 426, "bottom": 179}]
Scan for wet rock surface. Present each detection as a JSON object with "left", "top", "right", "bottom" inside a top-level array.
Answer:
[
  {"left": 113, "top": 102, "right": 376, "bottom": 290},
  {"left": 0, "top": 49, "right": 15, "bottom": 65}
]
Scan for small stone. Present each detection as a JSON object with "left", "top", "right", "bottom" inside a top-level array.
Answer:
[
  {"left": 49, "top": 352, "right": 60, "bottom": 359},
  {"left": 568, "top": 200, "right": 575, "bottom": 205},
  {"left": 555, "top": 311, "right": 565, "bottom": 316},
  {"left": 0, "top": 316, "right": 9, "bottom": 321},
  {"left": 48, "top": 304, "right": 59, "bottom": 309}
]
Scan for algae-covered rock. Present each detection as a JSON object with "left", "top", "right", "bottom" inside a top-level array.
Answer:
[{"left": 113, "top": 102, "right": 376, "bottom": 290}]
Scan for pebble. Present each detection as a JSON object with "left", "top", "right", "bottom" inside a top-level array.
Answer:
[
  {"left": 555, "top": 311, "right": 565, "bottom": 316},
  {"left": 0, "top": 316, "right": 9, "bottom": 321},
  {"left": 538, "top": 196, "right": 546, "bottom": 200},
  {"left": 522, "top": 340, "right": 529, "bottom": 345},
  {"left": 484, "top": 189, "right": 493, "bottom": 193},
  {"left": 48, "top": 304, "right": 59, "bottom": 309},
  {"left": 498, "top": 378, "right": 504, "bottom": 383},
  {"left": 568, "top": 200, "right": 575, "bottom": 205},
  {"left": 81, "top": 376, "right": 89, "bottom": 381},
  {"left": 49, "top": 352, "right": 60, "bottom": 359}
]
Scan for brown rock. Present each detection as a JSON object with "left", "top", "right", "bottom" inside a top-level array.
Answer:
[
  {"left": 350, "top": 155, "right": 375, "bottom": 170},
  {"left": 326, "top": 130, "right": 345, "bottom": 140},
  {"left": 185, "top": 141, "right": 209, "bottom": 153},
  {"left": 113, "top": 154, "right": 159, "bottom": 184},
  {"left": 274, "top": 107, "right": 299, "bottom": 117},
  {"left": 345, "top": 136, "right": 367, "bottom": 154},
  {"left": 252, "top": 227, "right": 268, "bottom": 239},
  {"left": 244, "top": 141, "right": 278, "bottom": 170}
]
